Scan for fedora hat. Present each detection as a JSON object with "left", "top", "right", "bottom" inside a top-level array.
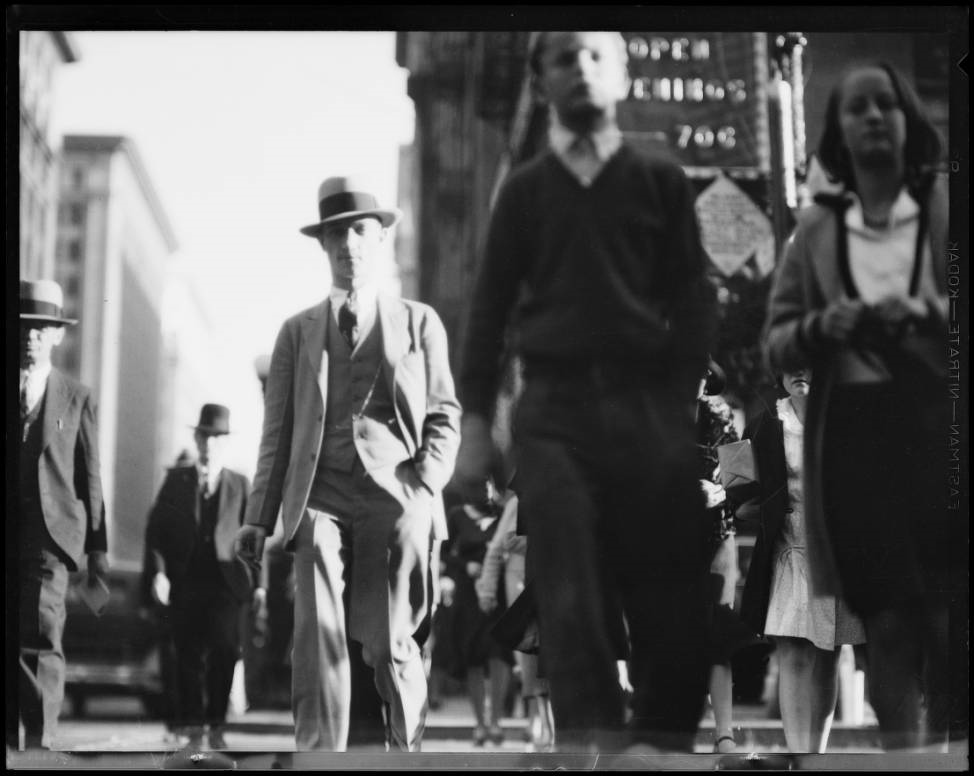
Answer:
[
  {"left": 20, "top": 279, "right": 77, "bottom": 326},
  {"left": 191, "top": 403, "right": 231, "bottom": 436},
  {"left": 299, "top": 176, "right": 402, "bottom": 237}
]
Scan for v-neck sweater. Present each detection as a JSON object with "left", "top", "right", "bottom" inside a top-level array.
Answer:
[{"left": 461, "top": 144, "right": 715, "bottom": 416}]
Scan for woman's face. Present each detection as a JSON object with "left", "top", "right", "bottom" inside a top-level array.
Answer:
[
  {"left": 782, "top": 369, "right": 811, "bottom": 399},
  {"left": 838, "top": 66, "right": 906, "bottom": 169}
]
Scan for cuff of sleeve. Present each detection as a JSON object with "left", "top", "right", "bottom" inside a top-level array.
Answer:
[{"left": 797, "top": 312, "right": 825, "bottom": 354}]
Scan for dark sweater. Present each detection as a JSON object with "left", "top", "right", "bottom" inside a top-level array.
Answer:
[{"left": 460, "top": 143, "right": 716, "bottom": 417}]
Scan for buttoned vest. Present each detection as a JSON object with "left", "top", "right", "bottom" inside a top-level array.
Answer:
[{"left": 314, "top": 310, "right": 407, "bottom": 483}]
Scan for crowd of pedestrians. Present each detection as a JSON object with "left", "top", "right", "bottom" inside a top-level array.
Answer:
[{"left": 11, "top": 30, "right": 962, "bottom": 761}]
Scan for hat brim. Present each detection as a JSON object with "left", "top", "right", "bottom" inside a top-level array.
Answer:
[
  {"left": 189, "top": 424, "right": 230, "bottom": 436},
  {"left": 299, "top": 208, "right": 402, "bottom": 237},
  {"left": 20, "top": 313, "right": 77, "bottom": 326}
]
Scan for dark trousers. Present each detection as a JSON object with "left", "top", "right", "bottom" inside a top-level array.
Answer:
[
  {"left": 171, "top": 586, "right": 242, "bottom": 731},
  {"left": 13, "top": 549, "right": 69, "bottom": 749},
  {"left": 516, "top": 373, "right": 712, "bottom": 752}
]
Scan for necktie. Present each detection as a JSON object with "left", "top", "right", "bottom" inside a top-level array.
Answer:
[
  {"left": 200, "top": 466, "right": 210, "bottom": 499},
  {"left": 20, "top": 378, "right": 30, "bottom": 421},
  {"left": 338, "top": 292, "right": 360, "bottom": 349}
]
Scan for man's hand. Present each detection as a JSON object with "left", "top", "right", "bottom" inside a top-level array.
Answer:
[
  {"left": 152, "top": 572, "right": 171, "bottom": 606},
  {"left": 87, "top": 550, "right": 110, "bottom": 586},
  {"left": 455, "top": 414, "right": 495, "bottom": 493},
  {"left": 819, "top": 299, "right": 867, "bottom": 344},
  {"left": 478, "top": 592, "right": 497, "bottom": 614},
  {"left": 871, "top": 294, "right": 928, "bottom": 336},
  {"left": 253, "top": 587, "right": 268, "bottom": 625},
  {"left": 235, "top": 525, "right": 267, "bottom": 574}
]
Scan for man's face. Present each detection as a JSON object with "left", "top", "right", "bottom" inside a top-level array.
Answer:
[
  {"left": 534, "top": 32, "right": 630, "bottom": 130},
  {"left": 317, "top": 216, "right": 387, "bottom": 291},
  {"left": 194, "top": 430, "right": 227, "bottom": 470},
  {"left": 20, "top": 322, "right": 65, "bottom": 370}
]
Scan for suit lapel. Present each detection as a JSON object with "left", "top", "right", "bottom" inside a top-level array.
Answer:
[
  {"left": 377, "top": 294, "right": 411, "bottom": 399},
  {"left": 41, "top": 369, "right": 72, "bottom": 452},
  {"left": 301, "top": 300, "right": 330, "bottom": 402}
]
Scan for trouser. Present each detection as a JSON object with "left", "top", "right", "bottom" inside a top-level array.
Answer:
[
  {"left": 291, "top": 462, "right": 432, "bottom": 751},
  {"left": 516, "top": 372, "right": 712, "bottom": 752},
  {"left": 171, "top": 587, "right": 243, "bottom": 731},
  {"left": 14, "top": 549, "right": 69, "bottom": 749}
]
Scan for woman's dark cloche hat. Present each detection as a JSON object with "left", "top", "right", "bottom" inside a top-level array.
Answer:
[
  {"left": 192, "top": 404, "right": 231, "bottom": 436},
  {"left": 20, "top": 279, "right": 78, "bottom": 326},
  {"left": 704, "top": 358, "right": 727, "bottom": 397},
  {"left": 299, "top": 176, "right": 402, "bottom": 237}
]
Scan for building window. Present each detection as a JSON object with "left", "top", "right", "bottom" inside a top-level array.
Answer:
[
  {"left": 65, "top": 275, "right": 80, "bottom": 298},
  {"left": 68, "top": 240, "right": 83, "bottom": 262},
  {"left": 72, "top": 167, "right": 85, "bottom": 190},
  {"left": 69, "top": 202, "right": 85, "bottom": 226}
]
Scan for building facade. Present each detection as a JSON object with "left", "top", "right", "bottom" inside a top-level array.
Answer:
[
  {"left": 19, "top": 31, "right": 78, "bottom": 280},
  {"left": 54, "top": 135, "right": 179, "bottom": 563}
]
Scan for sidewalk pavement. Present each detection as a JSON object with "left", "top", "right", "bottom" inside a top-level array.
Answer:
[{"left": 225, "top": 695, "right": 887, "bottom": 752}]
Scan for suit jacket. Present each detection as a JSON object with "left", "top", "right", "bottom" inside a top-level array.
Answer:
[
  {"left": 763, "top": 176, "right": 948, "bottom": 597},
  {"left": 30, "top": 367, "right": 107, "bottom": 571},
  {"left": 246, "top": 294, "right": 462, "bottom": 546},
  {"left": 143, "top": 465, "right": 253, "bottom": 603}
]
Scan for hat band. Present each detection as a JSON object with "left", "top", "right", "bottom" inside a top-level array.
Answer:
[
  {"left": 318, "top": 191, "right": 381, "bottom": 222},
  {"left": 21, "top": 299, "right": 65, "bottom": 318}
]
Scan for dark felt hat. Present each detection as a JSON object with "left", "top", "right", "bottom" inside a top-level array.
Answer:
[
  {"left": 191, "top": 404, "right": 231, "bottom": 436},
  {"left": 299, "top": 176, "right": 402, "bottom": 237}
]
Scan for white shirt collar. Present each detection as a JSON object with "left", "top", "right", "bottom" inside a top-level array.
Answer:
[
  {"left": 21, "top": 363, "right": 52, "bottom": 389},
  {"left": 844, "top": 187, "right": 919, "bottom": 235},
  {"left": 329, "top": 284, "right": 377, "bottom": 312},
  {"left": 548, "top": 114, "right": 623, "bottom": 162}
]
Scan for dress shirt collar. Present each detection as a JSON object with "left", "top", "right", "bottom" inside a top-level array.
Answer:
[
  {"left": 548, "top": 114, "right": 623, "bottom": 163},
  {"left": 329, "top": 285, "right": 377, "bottom": 313},
  {"left": 20, "top": 363, "right": 52, "bottom": 412},
  {"left": 844, "top": 187, "right": 918, "bottom": 235},
  {"left": 329, "top": 284, "right": 378, "bottom": 332},
  {"left": 198, "top": 463, "right": 222, "bottom": 494}
]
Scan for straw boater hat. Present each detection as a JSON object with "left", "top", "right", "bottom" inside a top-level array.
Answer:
[
  {"left": 299, "top": 176, "right": 402, "bottom": 237},
  {"left": 191, "top": 404, "right": 231, "bottom": 436},
  {"left": 20, "top": 279, "right": 77, "bottom": 326}
]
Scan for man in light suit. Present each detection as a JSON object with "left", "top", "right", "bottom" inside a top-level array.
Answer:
[
  {"left": 235, "top": 176, "right": 461, "bottom": 752},
  {"left": 143, "top": 404, "right": 253, "bottom": 750},
  {"left": 10, "top": 280, "right": 109, "bottom": 751}
]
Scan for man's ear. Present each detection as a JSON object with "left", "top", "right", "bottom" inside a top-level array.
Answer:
[{"left": 52, "top": 327, "right": 66, "bottom": 346}]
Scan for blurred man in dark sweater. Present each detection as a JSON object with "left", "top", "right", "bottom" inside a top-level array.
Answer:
[{"left": 456, "top": 31, "right": 717, "bottom": 753}]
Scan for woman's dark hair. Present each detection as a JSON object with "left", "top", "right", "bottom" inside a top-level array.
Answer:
[{"left": 817, "top": 61, "right": 943, "bottom": 193}]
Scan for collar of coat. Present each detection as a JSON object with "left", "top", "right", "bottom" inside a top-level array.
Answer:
[{"left": 301, "top": 293, "right": 419, "bottom": 394}]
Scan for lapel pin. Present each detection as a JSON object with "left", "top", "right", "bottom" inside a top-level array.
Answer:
[{"left": 57, "top": 418, "right": 64, "bottom": 431}]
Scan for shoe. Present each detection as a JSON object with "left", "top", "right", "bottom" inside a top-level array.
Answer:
[
  {"left": 208, "top": 729, "right": 228, "bottom": 750},
  {"left": 472, "top": 725, "right": 488, "bottom": 747},
  {"left": 183, "top": 728, "right": 205, "bottom": 751},
  {"left": 488, "top": 724, "right": 505, "bottom": 745},
  {"left": 714, "top": 734, "right": 737, "bottom": 753}
]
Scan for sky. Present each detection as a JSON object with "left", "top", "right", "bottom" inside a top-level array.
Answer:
[{"left": 52, "top": 32, "right": 415, "bottom": 474}]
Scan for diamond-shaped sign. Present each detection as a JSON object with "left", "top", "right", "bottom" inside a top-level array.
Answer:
[{"left": 694, "top": 173, "right": 775, "bottom": 278}]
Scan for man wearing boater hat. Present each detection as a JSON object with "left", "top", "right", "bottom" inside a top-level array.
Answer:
[
  {"left": 235, "top": 176, "right": 461, "bottom": 751},
  {"left": 142, "top": 404, "right": 253, "bottom": 750},
  {"left": 10, "top": 280, "right": 109, "bottom": 750}
]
